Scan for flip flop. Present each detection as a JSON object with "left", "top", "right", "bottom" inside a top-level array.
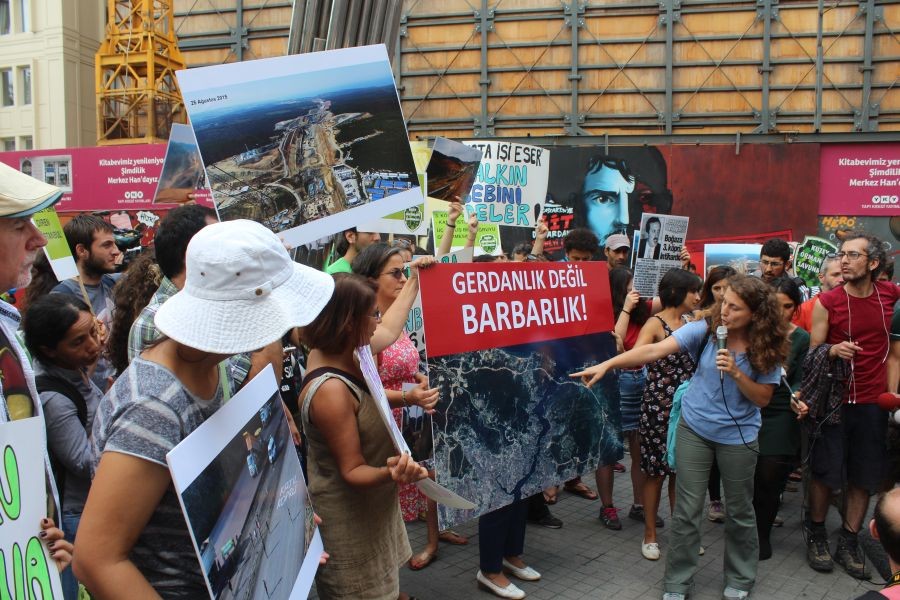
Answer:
[
  {"left": 408, "top": 550, "right": 438, "bottom": 571},
  {"left": 438, "top": 529, "right": 469, "bottom": 545},
  {"left": 564, "top": 481, "right": 598, "bottom": 500}
]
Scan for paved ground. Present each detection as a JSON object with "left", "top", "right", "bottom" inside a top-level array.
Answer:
[{"left": 397, "top": 453, "right": 887, "bottom": 600}]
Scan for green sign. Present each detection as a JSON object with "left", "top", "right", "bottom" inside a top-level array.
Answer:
[
  {"left": 31, "top": 207, "right": 78, "bottom": 280},
  {"left": 431, "top": 210, "right": 503, "bottom": 256},
  {"left": 793, "top": 236, "right": 837, "bottom": 289}
]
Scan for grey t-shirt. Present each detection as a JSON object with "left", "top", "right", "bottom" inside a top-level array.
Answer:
[{"left": 92, "top": 358, "right": 224, "bottom": 598}]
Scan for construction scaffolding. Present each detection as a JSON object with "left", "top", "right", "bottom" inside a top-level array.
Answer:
[{"left": 96, "top": 0, "right": 187, "bottom": 145}]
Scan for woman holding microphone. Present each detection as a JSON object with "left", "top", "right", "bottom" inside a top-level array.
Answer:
[{"left": 572, "top": 274, "right": 788, "bottom": 600}]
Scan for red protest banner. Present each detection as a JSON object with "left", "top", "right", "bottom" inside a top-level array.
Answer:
[{"left": 419, "top": 262, "right": 614, "bottom": 358}]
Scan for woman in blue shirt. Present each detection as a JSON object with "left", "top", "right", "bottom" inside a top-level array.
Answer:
[{"left": 573, "top": 274, "right": 788, "bottom": 600}]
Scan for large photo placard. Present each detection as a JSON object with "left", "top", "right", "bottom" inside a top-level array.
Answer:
[
  {"left": 167, "top": 367, "right": 322, "bottom": 600},
  {"left": 419, "top": 262, "right": 621, "bottom": 529},
  {"left": 177, "top": 44, "right": 422, "bottom": 247}
]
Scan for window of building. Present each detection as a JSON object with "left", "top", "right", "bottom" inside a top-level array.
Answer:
[
  {"left": 0, "top": 1, "right": 10, "bottom": 35},
  {"left": 1, "top": 69, "right": 12, "bottom": 106},
  {"left": 19, "top": 135, "right": 31, "bottom": 150},
  {"left": 2, "top": 138, "right": 15, "bottom": 152},
  {"left": 18, "top": 66, "right": 29, "bottom": 104},
  {"left": 14, "top": 0, "right": 26, "bottom": 32}
]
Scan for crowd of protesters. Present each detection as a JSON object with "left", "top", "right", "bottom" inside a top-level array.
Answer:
[{"left": 2, "top": 160, "right": 899, "bottom": 600}]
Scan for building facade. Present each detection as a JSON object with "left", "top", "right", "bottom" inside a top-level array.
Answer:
[{"left": 0, "top": 0, "right": 103, "bottom": 151}]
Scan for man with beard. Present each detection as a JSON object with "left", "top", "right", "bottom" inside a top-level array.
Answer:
[
  {"left": 52, "top": 215, "right": 121, "bottom": 317},
  {"left": 325, "top": 227, "right": 381, "bottom": 274},
  {"left": 805, "top": 232, "right": 900, "bottom": 580}
]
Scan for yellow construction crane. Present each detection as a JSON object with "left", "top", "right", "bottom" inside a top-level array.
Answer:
[{"left": 95, "top": 0, "right": 186, "bottom": 145}]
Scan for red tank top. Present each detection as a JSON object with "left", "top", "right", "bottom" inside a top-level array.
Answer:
[{"left": 818, "top": 281, "right": 899, "bottom": 403}]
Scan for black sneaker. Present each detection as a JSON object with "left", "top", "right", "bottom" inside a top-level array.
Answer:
[
  {"left": 805, "top": 526, "right": 834, "bottom": 573},
  {"left": 627, "top": 504, "right": 665, "bottom": 527},
  {"left": 534, "top": 513, "right": 563, "bottom": 529},
  {"left": 835, "top": 533, "right": 871, "bottom": 580}
]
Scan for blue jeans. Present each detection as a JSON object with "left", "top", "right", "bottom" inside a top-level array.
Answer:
[{"left": 61, "top": 511, "right": 81, "bottom": 600}]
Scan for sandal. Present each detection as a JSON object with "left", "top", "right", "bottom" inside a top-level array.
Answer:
[
  {"left": 563, "top": 480, "right": 598, "bottom": 500},
  {"left": 438, "top": 529, "right": 469, "bottom": 545},
  {"left": 408, "top": 550, "right": 438, "bottom": 571}
]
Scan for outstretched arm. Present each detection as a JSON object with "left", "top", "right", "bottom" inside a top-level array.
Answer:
[
  {"left": 371, "top": 256, "right": 436, "bottom": 354},
  {"left": 437, "top": 200, "right": 463, "bottom": 256},
  {"left": 570, "top": 335, "right": 681, "bottom": 388}
]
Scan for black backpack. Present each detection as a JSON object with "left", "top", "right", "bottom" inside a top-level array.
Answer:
[{"left": 35, "top": 375, "right": 87, "bottom": 506}]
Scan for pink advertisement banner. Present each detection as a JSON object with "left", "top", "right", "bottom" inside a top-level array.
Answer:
[
  {"left": 0, "top": 145, "right": 211, "bottom": 213},
  {"left": 819, "top": 143, "right": 900, "bottom": 215}
]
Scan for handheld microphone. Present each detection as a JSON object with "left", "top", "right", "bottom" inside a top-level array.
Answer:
[{"left": 716, "top": 325, "right": 728, "bottom": 381}]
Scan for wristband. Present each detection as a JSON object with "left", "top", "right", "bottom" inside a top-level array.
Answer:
[
  {"left": 622, "top": 310, "right": 631, "bottom": 316},
  {"left": 446, "top": 223, "right": 455, "bottom": 228}
]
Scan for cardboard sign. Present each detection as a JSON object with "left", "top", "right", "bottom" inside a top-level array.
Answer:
[
  {"left": 462, "top": 141, "right": 549, "bottom": 228},
  {"left": 793, "top": 236, "right": 838, "bottom": 290},
  {"left": 177, "top": 44, "right": 423, "bottom": 248},
  {"left": 0, "top": 417, "right": 65, "bottom": 599}
]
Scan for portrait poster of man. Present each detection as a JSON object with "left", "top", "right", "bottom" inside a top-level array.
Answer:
[{"left": 632, "top": 213, "right": 689, "bottom": 297}]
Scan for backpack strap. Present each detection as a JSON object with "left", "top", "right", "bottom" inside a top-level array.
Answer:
[{"left": 35, "top": 374, "right": 87, "bottom": 427}]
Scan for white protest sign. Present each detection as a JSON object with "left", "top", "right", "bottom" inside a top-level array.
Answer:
[
  {"left": 0, "top": 417, "right": 64, "bottom": 599},
  {"left": 355, "top": 346, "right": 475, "bottom": 510},
  {"left": 167, "top": 366, "right": 322, "bottom": 600},
  {"left": 632, "top": 214, "right": 689, "bottom": 297},
  {"left": 462, "top": 141, "right": 549, "bottom": 229}
]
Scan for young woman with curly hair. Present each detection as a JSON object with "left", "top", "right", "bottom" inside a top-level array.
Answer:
[
  {"left": 105, "top": 251, "right": 161, "bottom": 375},
  {"left": 572, "top": 274, "right": 788, "bottom": 600}
]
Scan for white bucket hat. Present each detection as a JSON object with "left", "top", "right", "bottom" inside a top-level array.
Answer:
[{"left": 155, "top": 219, "right": 335, "bottom": 354}]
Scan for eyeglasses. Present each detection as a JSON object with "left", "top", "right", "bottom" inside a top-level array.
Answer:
[
  {"left": 835, "top": 251, "right": 868, "bottom": 261},
  {"left": 759, "top": 259, "right": 785, "bottom": 268},
  {"left": 371, "top": 309, "right": 382, "bottom": 320},
  {"left": 380, "top": 267, "right": 409, "bottom": 280}
]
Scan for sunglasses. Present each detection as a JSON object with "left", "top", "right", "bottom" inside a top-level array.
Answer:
[{"left": 381, "top": 267, "right": 410, "bottom": 280}]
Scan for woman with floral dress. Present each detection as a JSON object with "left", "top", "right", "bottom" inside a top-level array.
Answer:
[{"left": 635, "top": 269, "right": 702, "bottom": 561}]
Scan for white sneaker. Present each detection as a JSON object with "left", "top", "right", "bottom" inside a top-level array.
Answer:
[
  {"left": 642, "top": 539, "right": 661, "bottom": 560},
  {"left": 723, "top": 587, "right": 749, "bottom": 599},
  {"left": 699, "top": 545, "right": 705, "bottom": 555},
  {"left": 476, "top": 570, "right": 526, "bottom": 599},
  {"left": 662, "top": 593, "right": 686, "bottom": 600},
  {"left": 502, "top": 558, "right": 541, "bottom": 581}
]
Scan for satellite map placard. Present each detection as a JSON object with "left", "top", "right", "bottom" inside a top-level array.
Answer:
[
  {"left": 176, "top": 45, "right": 422, "bottom": 247},
  {"left": 419, "top": 262, "right": 622, "bottom": 529}
]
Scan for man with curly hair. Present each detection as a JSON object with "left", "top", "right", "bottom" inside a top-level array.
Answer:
[{"left": 806, "top": 232, "right": 900, "bottom": 580}]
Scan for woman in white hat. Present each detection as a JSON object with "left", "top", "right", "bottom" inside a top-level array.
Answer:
[{"left": 73, "top": 220, "right": 334, "bottom": 599}]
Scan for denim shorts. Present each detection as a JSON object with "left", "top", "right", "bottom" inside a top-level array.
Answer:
[{"left": 618, "top": 368, "right": 646, "bottom": 433}]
